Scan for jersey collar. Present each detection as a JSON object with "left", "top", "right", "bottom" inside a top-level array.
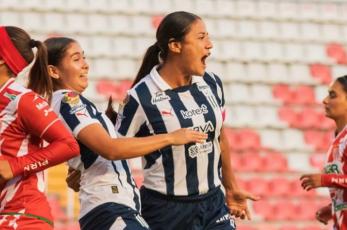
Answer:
[{"left": 150, "top": 65, "right": 204, "bottom": 91}]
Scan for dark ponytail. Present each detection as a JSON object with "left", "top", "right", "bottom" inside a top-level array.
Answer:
[
  {"left": 132, "top": 11, "right": 200, "bottom": 87},
  {"left": 28, "top": 40, "right": 52, "bottom": 101},
  {"left": 132, "top": 44, "right": 161, "bottom": 87},
  {"left": 5, "top": 26, "right": 52, "bottom": 101},
  {"left": 105, "top": 96, "right": 118, "bottom": 125}
]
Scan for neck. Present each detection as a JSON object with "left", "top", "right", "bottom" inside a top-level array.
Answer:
[
  {"left": 158, "top": 61, "right": 192, "bottom": 88},
  {"left": 0, "top": 72, "right": 11, "bottom": 89},
  {"left": 335, "top": 117, "right": 347, "bottom": 134}
]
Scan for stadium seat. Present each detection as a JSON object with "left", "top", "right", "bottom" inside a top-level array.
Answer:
[
  {"left": 326, "top": 42, "right": 347, "bottom": 65},
  {"left": 309, "top": 63, "right": 332, "bottom": 85}
]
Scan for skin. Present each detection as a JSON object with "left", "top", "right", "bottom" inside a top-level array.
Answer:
[
  {"left": 300, "top": 80, "right": 347, "bottom": 225},
  {"left": 48, "top": 41, "right": 208, "bottom": 161}
]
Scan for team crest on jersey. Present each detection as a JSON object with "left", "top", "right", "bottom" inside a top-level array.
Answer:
[
  {"left": 197, "top": 83, "right": 211, "bottom": 96},
  {"left": 325, "top": 162, "right": 341, "bottom": 174},
  {"left": 4, "top": 92, "right": 16, "bottom": 101},
  {"left": 62, "top": 92, "right": 80, "bottom": 106},
  {"left": 151, "top": 91, "right": 170, "bottom": 104}
]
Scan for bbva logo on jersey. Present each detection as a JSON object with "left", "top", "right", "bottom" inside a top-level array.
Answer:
[
  {"left": 192, "top": 120, "right": 214, "bottom": 133},
  {"left": 151, "top": 92, "right": 170, "bottom": 104}
]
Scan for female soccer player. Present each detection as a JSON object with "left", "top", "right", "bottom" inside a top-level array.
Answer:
[
  {"left": 116, "top": 11, "right": 259, "bottom": 230},
  {"left": 301, "top": 76, "right": 347, "bottom": 229},
  {"left": 0, "top": 26, "right": 79, "bottom": 229},
  {"left": 45, "top": 36, "right": 207, "bottom": 230}
]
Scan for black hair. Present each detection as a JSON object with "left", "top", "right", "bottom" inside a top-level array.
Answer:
[
  {"left": 132, "top": 11, "right": 200, "bottom": 87},
  {"left": 337, "top": 75, "right": 347, "bottom": 93}
]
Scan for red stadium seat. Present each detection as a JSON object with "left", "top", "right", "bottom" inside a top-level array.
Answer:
[
  {"left": 294, "top": 86, "right": 316, "bottom": 105},
  {"left": 273, "top": 84, "right": 292, "bottom": 103},
  {"left": 270, "top": 199, "right": 297, "bottom": 220},
  {"left": 96, "top": 80, "right": 132, "bottom": 102},
  {"left": 278, "top": 106, "right": 297, "bottom": 127},
  {"left": 309, "top": 63, "right": 332, "bottom": 85},
  {"left": 296, "top": 200, "right": 317, "bottom": 220},
  {"left": 267, "top": 177, "right": 291, "bottom": 197},
  {"left": 326, "top": 42, "right": 347, "bottom": 64},
  {"left": 252, "top": 200, "right": 274, "bottom": 220},
  {"left": 151, "top": 15, "right": 164, "bottom": 29},
  {"left": 295, "top": 108, "right": 320, "bottom": 129},
  {"left": 262, "top": 152, "right": 288, "bottom": 172},
  {"left": 245, "top": 177, "right": 269, "bottom": 197}
]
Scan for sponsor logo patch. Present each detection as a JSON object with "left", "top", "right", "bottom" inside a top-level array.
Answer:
[
  {"left": 188, "top": 141, "right": 213, "bottom": 158},
  {"left": 151, "top": 92, "right": 170, "bottom": 104},
  {"left": 181, "top": 104, "right": 208, "bottom": 119}
]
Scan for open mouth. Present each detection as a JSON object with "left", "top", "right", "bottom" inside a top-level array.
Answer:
[{"left": 201, "top": 53, "right": 210, "bottom": 66}]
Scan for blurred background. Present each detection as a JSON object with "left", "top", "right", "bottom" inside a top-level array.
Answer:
[{"left": 2, "top": 0, "right": 347, "bottom": 229}]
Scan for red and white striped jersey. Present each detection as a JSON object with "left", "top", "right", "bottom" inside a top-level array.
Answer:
[
  {"left": 322, "top": 126, "right": 347, "bottom": 230},
  {"left": 0, "top": 78, "right": 79, "bottom": 228}
]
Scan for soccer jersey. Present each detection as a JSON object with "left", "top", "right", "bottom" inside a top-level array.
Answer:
[
  {"left": 321, "top": 126, "right": 347, "bottom": 229},
  {"left": 51, "top": 90, "right": 140, "bottom": 219},
  {"left": 0, "top": 78, "right": 79, "bottom": 228},
  {"left": 117, "top": 66, "right": 225, "bottom": 196}
]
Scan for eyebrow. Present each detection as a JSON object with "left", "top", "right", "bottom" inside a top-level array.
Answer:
[{"left": 70, "top": 51, "right": 84, "bottom": 57}]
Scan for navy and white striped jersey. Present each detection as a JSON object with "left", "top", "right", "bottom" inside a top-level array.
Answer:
[
  {"left": 51, "top": 90, "right": 140, "bottom": 219},
  {"left": 117, "top": 66, "right": 225, "bottom": 196}
]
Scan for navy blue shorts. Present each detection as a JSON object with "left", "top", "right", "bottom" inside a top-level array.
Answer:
[
  {"left": 140, "top": 187, "right": 236, "bottom": 230},
  {"left": 79, "top": 202, "right": 149, "bottom": 230}
]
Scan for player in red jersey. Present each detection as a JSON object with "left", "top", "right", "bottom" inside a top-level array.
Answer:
[
  {"left": 301, "top": 76, "right": 347, "bottom": 230},
  {"left": 0, "top": 26, "right": 79, "bottom": 229}
]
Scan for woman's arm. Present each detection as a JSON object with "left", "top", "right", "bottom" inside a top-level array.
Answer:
[
  {"left": 77, "top": 123, "right": 207, "bottom": 160},
  {"left": 301, "top": 173, "right": 347, "bottom": 190},
  {"left": 1, "top": 93, "right": 79, "bottom": 182},
  {"left": 220, "top": 126, "right": 260, "bottom": 220}
]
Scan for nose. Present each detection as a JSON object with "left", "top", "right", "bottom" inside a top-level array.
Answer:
[
  {"left": 322, "top": 95, "right": 328, "bottom": 105},
  {"left": 83, "top": 58, "right": 89, "bottom": 70},
  {"left": 206, "top": 37, "right": 213, "bottom": 49}
]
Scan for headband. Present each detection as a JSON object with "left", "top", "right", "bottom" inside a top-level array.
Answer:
[{"left": 0, "top": 27, "right": 28, "bottom": 75}]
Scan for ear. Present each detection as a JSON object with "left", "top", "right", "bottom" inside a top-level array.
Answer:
[
  {"left": 48, "top": 65, "right": 60, "bottom": 79},
  {"left": 168, "top": 38, "right": 182, "bottom": 54},
  {"left": 0, "top": 59, "right": 5, "bottom": 65}
]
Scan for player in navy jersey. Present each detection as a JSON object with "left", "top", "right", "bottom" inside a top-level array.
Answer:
[
  {"left": 116, "top": 11, "right": 259, "bottom": 230},
  {"left": 0, "top": 26, "right": 79, "bottom": 229},
  {"left": 44, "top": 37, "right": 207, "bottom": 230}
]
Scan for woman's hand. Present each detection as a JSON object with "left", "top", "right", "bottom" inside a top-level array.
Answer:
[
  {"left": 0, "top": 159, "right": 14, "bottom": 185},
  {"left": 66, "top": 167, "right": 81, "bottom": 192},
  {"left": 300, "top": 174, "right": 322, "bottom": 191},
  {"left": 315, "top": 205, "right": 332, "bottom": 225},
  {"left": 168, "top": 128, "right": 208, "bottom": 145},
  {"left": 225, "top": 189, "right": 260, "bottom": 220}
]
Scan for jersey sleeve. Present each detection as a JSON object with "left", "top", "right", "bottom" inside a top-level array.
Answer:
[
  {"left": 8, "top": 92, "right": 80, "bottom": 177},
  {"left": 58, "top": 92, "right": 99, "bottom": 137},
  {"left": 321, "top": 174, "right": 347, "bottom": 189},
  {"left": 116, "top": 93, "right": 146, "bottom": 137}
]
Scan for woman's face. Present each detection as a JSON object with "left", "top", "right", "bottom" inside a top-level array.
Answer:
[
  {"left": 57, "top": 42, "right": 89, "bottom": 93},
  {"left": 178, "top": 19, "right": 213, "bottom": 76},
  {"left": 323, "top": 80, "right": 347, "bottom": 120}
]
